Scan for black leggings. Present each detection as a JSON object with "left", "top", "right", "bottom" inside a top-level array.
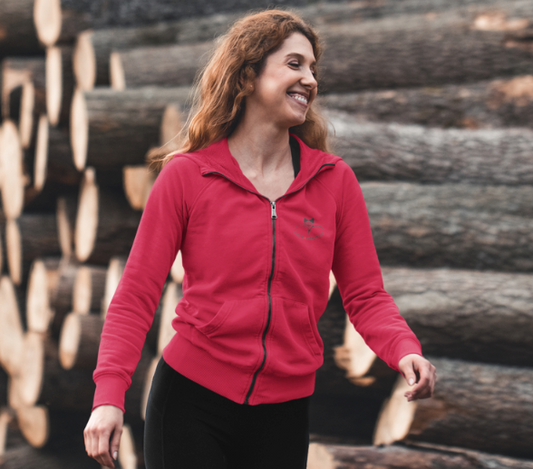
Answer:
[{"left": 144, "top": 357, "right": 310, "bottom": 469}]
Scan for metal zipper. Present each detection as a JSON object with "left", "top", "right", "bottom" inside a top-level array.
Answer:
[
  {"left": 244, "top": 200, "right": 277, "bottom": 404},
  {"left": 204, "top": 163, "right": 334, "bottom": 404}
]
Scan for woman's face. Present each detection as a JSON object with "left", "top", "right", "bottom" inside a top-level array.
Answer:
[{"left": 246, "top": 32, "right": 318, "bottom": 130}]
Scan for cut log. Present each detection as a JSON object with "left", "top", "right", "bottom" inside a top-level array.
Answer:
[
  {"left": 45, "top": 124, "right": 82, "bottom": 186},
  {"left": 73, "top": 264, "right": 107, "bottom": 315},
  {"left": 307, "top": 443, "right": 533, "bottom": 469},
  {"left": 0, "top": 276, "right": 25, "bottom": 376},
  {"left": 0, "top": 120, "right": 24, "bottom": 219},
  {"left": 384, "top": 267, "right": 533, "bottom": 366},
  {"left": 361, "top": 182, "right": 533, "bottom": 272},
  {"left": 25, "top": 258, "right": 61, "bottom": 334},
  {"left": 141, "top": 355, "right": 159, "bottom": 420},
  {"left": 72, "top": 16, "right": 239, "bottom": 89},
  {"left": 326, "top": 110, "right": 533, "bottom": 185},
  {"left": 335, "top": 268, "right": 533, "bottom": 381},
  {"left": 318, "top": 75, "right": 533, "bottom": 130},
  {"left": 70, "top": 86, "right": 192, "bottom": 171},
  {"left": 16, "top": 406, "right": 94, "bottom": 454},
  {"left": 59, "top": 312, "right": 103, "bottom": 370},
  {"left": 374, "top": 357, "right": 533, "bottom": 458},
  {"left": 124, "top": 350, "right": 154, "bottom": 422},
  {"left": 118, "top": 424, "right": 137, "bottom": 469},
  {"left": 10, "top": 333, "right": 96, "bottom": 411},
  {"left": 101, "top": 256, "right": 126, "bottom": 317},
  {"left": 317, "top": 2, "right": 533, "bottom": 93},
  {"left": 32, "top": 0, "right": 62, "bottom": 47},
  {"left": 44, "top": 45, "right": 75, "bottom": 128},
  {"left": 1, "top": 443, "right": 100, "bottom": 469},
  {"left": 0, "top": 0, "right": 43, "bottom": 57},
  {"left": 56, "top": 194, "right": 78, "bottom": 258},
  {"left": 6, "top": 213, "right": 62, "bottom": 286},
  {"left": 123, "top": 165, "right": 156, "bottom": 210},
  {"left": 48, "top": 260, "right": 78, "bottom": 337},
  {"left": 157, "top": 282, "right": 182, "bottom": 355},
  {"left": 74, "top": 169, "right": 142, "bottom": 264},
  {"left": 1, "top": 58, "right": 45, "bottom": 122},
  {"left": 170, "top": 251, "right": 185, "bottom": 284},
  {"left": 110, "top": 41, "right": 212, "bottom": 89}
]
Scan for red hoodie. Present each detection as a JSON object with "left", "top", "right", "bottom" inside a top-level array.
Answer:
[{"left": 92, "top": 135, "right": 422, "bottom": 411}]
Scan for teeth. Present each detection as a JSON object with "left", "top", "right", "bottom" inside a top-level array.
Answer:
[{"left": 289, "top": 93, "right": 308, "bottom": 104}]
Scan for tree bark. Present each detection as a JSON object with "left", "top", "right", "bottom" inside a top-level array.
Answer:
[
  {"left": 74, "top": 170, "right": 142, "bottom": 264},
  {"left": 5, "top": 213, "right": 61, "bottom": 287},
  {"left": 1, "top": 58, "right": 45, "bottom": 123},
  {"left": 318, "top": 75, "right": 533, "bottom": 130},
  {"left": 383, "top": 267, "right": 533, "bottom": 366},
  {"left": 317, "top": 1, "right": 533, "bottom": 93},
  {"left": 326, "top": 110, "right": 533, "bottom": 185},
  {"left": 44, "top": 124, "right": 82, "bottom": 186},
  {"left": 307, "top": 442, "right": 533, "bottom": 469},
  {"left": 110, "top": 42, "right": 212, "bottom": 89},
  {"left": 0, "top": 0, "right": 43, "bottom": 58},
  {"left": 70, "top": 86, "right": 191, "bottom": 171},
  {"left": 1, "top": 443, "right": 100, "bottom": 469},
  {"left": 361, "top": 182, "right": 533, "bottom": 272},
  {"left": 374, "top": 357, "right": 533, "bottom": 458},
  {"left": 49, "top": 260, "right": 78, "bottom": 338}
]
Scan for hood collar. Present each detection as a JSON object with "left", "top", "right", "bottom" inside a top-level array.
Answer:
[{"left": 179, "top": 134, "right": 340, "bottom": 196}]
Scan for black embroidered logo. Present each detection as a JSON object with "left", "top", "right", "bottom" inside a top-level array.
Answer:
[{"left": 295, "top": 217, "right": 324, "bottom": 240}]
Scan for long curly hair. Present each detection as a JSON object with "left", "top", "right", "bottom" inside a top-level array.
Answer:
[{"left": 154, "top": 9, "right": 330, "bottom": 169}]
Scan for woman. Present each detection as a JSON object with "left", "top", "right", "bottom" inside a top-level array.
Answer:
[{"left": 84, "top": 9, "right": 436, "bottom": 469}]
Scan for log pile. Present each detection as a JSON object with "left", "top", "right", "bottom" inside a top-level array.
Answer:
[{"left": 1, "top": 0, "right": 533, "bottom": 467}]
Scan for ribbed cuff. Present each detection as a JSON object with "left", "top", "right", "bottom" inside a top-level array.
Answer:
[
  {"left": 390, "top": 339, "right": 423, "bottom": 373},
  {"left": 92, "top": 375, "right": 129, "bottom": 413}
]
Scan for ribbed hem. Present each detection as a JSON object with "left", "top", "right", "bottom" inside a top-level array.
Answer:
[
  {"left": 163, "top": 332, "right": 316, "bottom": 405},
  {"left": 92, "top": 375, "right": 129, "bottom": 412}
]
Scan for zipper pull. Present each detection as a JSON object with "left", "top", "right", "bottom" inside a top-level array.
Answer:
[{"left": 271, "top": 201, "right": 277, "bottom": 219}]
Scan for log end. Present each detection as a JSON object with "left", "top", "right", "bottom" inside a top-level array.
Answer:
[
  {"left": 59, "top": 312, "right": 80, "bottom": 370},
  {"left": 46, "top": 46, "right": 62, "bottom": 127},
  {"left": 74, "top": 169, "right": 98, "bottom": 263},
  {"left": 73, "top": 30, "right": 96, "bottom": 91},
  {"left": 33, "top": 0, "right": 62, "bottom": 47},
  {"left": 110, "top": 52, "right": 126, "bottom": 91},
  {"left": 70, "top": 88, "right": 89, "bottom": 171},
  {"left": 373, "top": 376, "right": 417, "bottom": 446},
  {"left": 16, "top": 406, "right": 49, "bottom": 448}
]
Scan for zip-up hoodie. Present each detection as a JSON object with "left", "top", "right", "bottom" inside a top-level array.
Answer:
[{"left": 92, "top": 135, "right": 422, "bottom": 411}]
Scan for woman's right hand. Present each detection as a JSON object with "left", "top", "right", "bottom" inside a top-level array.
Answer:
[{"left": 84, "top": 405, "right": 124, "bottom": 468}]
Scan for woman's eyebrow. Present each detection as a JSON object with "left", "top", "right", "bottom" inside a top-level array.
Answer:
[{"left": 285, "top": 52, "right": 317, "bottom": 66}]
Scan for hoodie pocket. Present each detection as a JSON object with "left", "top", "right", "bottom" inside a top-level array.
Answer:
[
  {"left": 194, "top": 298, "right": 266, "bottom": 371},
  {"left": 265, "top": 297, "right": 324, "bottom": 377}
]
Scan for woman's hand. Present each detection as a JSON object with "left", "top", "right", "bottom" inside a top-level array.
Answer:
[
  {"left": 84, "top": 405, "right": 124, "bottom": 468},
  {"left": 398, "top": 354, "right": 436, "bottom": 402}
]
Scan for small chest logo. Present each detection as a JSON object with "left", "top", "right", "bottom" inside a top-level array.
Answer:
[{"left": 295, "top": 217, "right": 324, "bottom": 240}]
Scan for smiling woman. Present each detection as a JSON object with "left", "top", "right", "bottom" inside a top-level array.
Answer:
[{"left": 83, "top": 9, "right": 435, "bottom": 469}]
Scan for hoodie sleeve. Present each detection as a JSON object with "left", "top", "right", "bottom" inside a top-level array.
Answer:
[
  {"left": 331, "top": 162, "right": 422, "bottom": 372},
  {"left": 91, "top": 157, "right": 194, "bottom": 412}
]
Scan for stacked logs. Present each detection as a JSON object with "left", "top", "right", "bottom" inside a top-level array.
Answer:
[{"left": 1, "top": 0, "right": 533, "bottom": 467}]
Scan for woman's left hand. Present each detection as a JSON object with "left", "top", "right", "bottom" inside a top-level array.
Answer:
[{"left": 398, "top": 354, "right": 436, "bottom": 402}]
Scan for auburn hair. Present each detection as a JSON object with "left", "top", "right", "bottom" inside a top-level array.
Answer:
[{"left": 154, "top": 9, "right": 330, "bottom": 169}]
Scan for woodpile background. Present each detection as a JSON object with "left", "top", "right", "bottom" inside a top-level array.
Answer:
[{"left": 1, "top": 0, "right": 533, "bottom": 467}]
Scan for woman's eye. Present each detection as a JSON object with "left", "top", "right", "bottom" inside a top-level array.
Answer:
[{"left": 289, "top": 62, "right": 299, "bottom": 68}]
